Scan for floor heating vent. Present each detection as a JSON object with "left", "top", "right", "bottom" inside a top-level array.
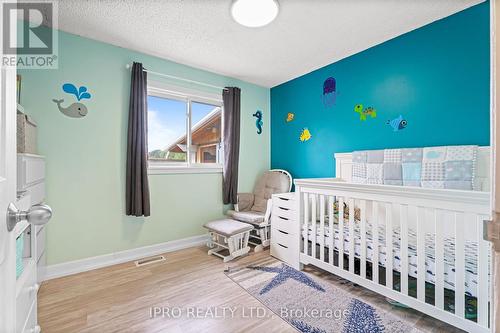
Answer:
[{"left": 134, "top": 255, "right": 166, "bottom": 267}]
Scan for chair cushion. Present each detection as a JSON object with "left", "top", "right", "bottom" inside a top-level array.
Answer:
[
  {"left": 204, "top": 219, "right": 253, "bottom": 237},
  {"left": 251, "top": 171, "right": 291, "bottom": 213},
  {"left": 227, "top": 210, "right": 265, "bottom": 225}
]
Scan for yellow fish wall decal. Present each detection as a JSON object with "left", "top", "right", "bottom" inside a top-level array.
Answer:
[
  {"left": 286, "top": 112, "right": 295, "bottom": 122},
  {"left": 299, "top": 128, "right": 312, "bottom": 142}
]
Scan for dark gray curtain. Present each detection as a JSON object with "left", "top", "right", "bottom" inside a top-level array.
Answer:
[
  {"left": 222, "top": 87, "right": 241, "bottom": 205},
  {"left": 126, "top": 62, "right": 151, "bottom": 216}
]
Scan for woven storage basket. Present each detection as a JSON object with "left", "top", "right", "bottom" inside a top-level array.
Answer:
[{"left": 17, "top": 112, "right": 37, "bottom": 154}]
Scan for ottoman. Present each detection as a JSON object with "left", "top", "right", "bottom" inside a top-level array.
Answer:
[{"left": 204, "top": 219, "right": 254, "bottom": 262}]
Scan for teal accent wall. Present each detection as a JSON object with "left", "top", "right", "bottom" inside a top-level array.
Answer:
[
  {"left": 271, "top": 2, "right": 490, "bottom": 179},
  {"left": 18, "top": 30, "right": 270, "bottom": 265}
]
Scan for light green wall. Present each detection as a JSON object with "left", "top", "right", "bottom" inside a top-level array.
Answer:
[{"left": 18, "top": 30, "right": 270, "bottom": 265}]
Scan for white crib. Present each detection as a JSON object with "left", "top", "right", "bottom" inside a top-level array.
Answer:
[{"left": 292, "top": 148, "right": 492, "bottom": 333}]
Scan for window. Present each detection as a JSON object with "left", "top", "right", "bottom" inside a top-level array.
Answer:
[{"left": 147, "top": 84, "right": 223, "bottom": 174}]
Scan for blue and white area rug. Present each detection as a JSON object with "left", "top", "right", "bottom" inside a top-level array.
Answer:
[{"left": 225, "top": 257, "right": 423, "bottom": 333}]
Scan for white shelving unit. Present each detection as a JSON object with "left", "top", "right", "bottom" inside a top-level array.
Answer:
[
  {"left": 15, "top": 152, "right": 46, "bottom": 332},
  {"left": 270, "top": 192, "right": 299, "bottom": 269}
]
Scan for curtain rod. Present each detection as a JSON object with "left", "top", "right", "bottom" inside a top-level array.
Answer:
[{"left": 125, "top": 64, "right": 228, "bottom": 91}]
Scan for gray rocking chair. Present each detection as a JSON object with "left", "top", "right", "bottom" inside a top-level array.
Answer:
[{"left": 227, "top": 169, "right": 292, "bottom": 252}]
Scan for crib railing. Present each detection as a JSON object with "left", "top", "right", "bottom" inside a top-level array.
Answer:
[{"left": 294, "top": 178, "right": 491, "bottom": 333}]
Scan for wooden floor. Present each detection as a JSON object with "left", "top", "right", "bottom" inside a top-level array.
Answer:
[
  {"left": 38, "top": 246, "right": 465, "bottom": 333},
  {"left": 38, "top": 247, "right": 293, "bottom": 333}
]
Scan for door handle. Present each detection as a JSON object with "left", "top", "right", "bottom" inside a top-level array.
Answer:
[{"left": 6, "top": 202, "right": 52, "bottom": 232}]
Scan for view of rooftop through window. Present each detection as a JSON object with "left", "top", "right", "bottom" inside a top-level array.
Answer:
[{"left": 147, "top": 95, "right": 222, "bottom": 164}]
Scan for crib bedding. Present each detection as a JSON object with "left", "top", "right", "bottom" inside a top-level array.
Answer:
[
  {"left": 301, "top": 220, "right": 480, "bottom": 297},
  {"left": 352, "top": 145, "right": 478, "bottom": 190}
]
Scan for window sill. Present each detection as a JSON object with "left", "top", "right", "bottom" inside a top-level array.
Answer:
[{"left": 148, "top": 165, "right": 223, "bottom": 175}]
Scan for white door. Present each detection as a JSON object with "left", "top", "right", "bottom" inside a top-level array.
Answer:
[
  {"left": 491, "top": 1, "right": 500, "bottom": 331},
  {"left": 0, "top": 45, "right": 18, "bottom": 333}
]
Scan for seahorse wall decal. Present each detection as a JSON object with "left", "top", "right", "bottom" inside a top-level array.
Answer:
[
  {"left": 253, "top": 110, "right": 263, "bottom": 135},
  {"left": 52, "top": 83, "right": 92, "bottom": 118}
]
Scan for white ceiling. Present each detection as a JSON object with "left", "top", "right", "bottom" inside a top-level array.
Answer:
[{"left": 48, "top": 0, "right": 484, "bottom": 87}]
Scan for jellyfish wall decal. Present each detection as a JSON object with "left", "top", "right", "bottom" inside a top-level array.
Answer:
[{"left": 322, "top": 77, "right": 337, "bottom": 108}]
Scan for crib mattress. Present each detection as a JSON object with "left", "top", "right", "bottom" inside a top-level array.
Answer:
[{"left": 301, "top": 221, "right": 480, "bottom": 297}]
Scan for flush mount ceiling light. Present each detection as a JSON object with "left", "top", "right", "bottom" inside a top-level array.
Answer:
[{"left": 231, "top": 0, "right": 279, "bottom": 28}]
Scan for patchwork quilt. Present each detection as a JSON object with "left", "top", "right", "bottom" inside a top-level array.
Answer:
[{"left": 351, "top": 145, "right": 478, "bottom": 190}]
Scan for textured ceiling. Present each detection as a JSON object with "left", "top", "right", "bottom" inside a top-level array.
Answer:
[{"left": 47, "top": 0, "right": 484, "bottom": 87}]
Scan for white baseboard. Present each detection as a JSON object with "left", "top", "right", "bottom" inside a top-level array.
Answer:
[{"left": 43, "top": 234, "right": 209, "bottom": 281}]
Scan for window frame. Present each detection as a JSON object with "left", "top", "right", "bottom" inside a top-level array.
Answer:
[{"left": 147, "top": 81, "right": 224, "bottom": 175}]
